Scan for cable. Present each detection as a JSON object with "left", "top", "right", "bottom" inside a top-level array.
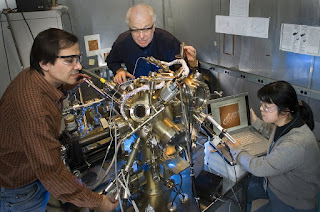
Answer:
[
  {"left": 65, "top": 8, "right": 74, "bottom": 34},
  {"left": 179, "top": 84, "right": 201, "bottom": 211},
  {"left": 0, "top": 15, "right": 12, "bottom": 81},
  {"left": 132, "top": 56, "right": 145, "bottom": 77},
  {"left": 119, "top": 170, "right": 139, "bottom": 212},
  {"left": 97, "top": 88, "right": 120, "bottom": 176},
  {"left": 3, "top": 9, "right": 24, "bottom": 69},
  {"left": 20, "top": 12, "right": 34, "bottom": 40},
  {"left": 54, "top": 5, "right": 74, "bottom": 34},
  {"left": 97, "top": 134, "right": 113, "bottom": 176},
  {"left": 97, "top": 91, "right": 118, "bottom": 177},
  {"left": 207, "top": 150, "right": 241, "bottom": 208},
  {"left": 114, "top": 125, "right": 124, "bottom": 212},
  {"left": 222, "top": 195, "right": 241, "bottom": 204},
  {"left": 223, "top": 158, "right": 242, "bottom": 210},
  {"left": 171, "top": 173, "right": 183, "bottom": 206},
  {"left": 171, "top": 183, "right": 182, "bottom": 204},
  {"left": 4, "top": 0, "right": 9, "bottom": 8}
]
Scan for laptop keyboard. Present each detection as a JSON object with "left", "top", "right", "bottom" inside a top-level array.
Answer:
[
  {"left": 223, "top": 130, "right": 260, "bottom": 146},
  {"left": 234, "top": 131, "right": 261, "bottom": 146}
]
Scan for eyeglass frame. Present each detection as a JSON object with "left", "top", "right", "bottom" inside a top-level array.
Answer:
[
  {"left": 56, "top": 53, "right": 82, "bottom": 65},
  {"left": 260, "top": 102, "right": 278, "bottom": 113},
  {"left": 129, "top": 23, "right": 155, "bottom": 36}
]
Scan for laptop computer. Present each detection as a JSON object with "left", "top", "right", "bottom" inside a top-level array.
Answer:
[{"left": 208, "top": 93, "right": 270, "bottom": 165}]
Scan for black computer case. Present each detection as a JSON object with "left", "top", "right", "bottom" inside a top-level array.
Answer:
[{"left": 16, "top": 0, "right": 52, "bottom": 12}]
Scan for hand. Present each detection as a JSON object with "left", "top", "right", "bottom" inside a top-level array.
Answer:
[
  {"left": 96, "top": 195, "right": 119, "bottom": 212},
  {"left": 113, "top": 68, "right": 135, "bottom": 84},
  {"left": 63, "top": 74, "right": 91, "bottom": 90},
  {"left": 250, "top": 108, "right": 258, "bottom": 124},
  {"left": 184, "top": 46, "right": 198, "bottom": 68},
  {"left": 76, "top": 73, "right": 91, "bottom": 84},
  {"left": 224, "top": 139, "right": 241, "bottom": 150}
]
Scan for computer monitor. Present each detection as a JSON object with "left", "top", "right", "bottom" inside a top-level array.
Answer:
[{"left": 209, "top": 93, "right": 250, "bottom": 133}]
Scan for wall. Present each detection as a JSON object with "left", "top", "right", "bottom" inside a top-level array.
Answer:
[
  {"left": 56, "top": 0, "right": 320, "bottom": 139},
  {"left": 0, "top": 0, "right": 16, "bottom": 11},
  {"left": 0, "top": 9, "right": 62, "bottom": 97},
  {"left": 1, "top": 0, "right": 319, "bottom": 139}
]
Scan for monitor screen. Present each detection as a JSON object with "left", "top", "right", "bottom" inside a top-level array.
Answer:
[{"left": 209, "top": 93, "right": 249, "bottom": 133}]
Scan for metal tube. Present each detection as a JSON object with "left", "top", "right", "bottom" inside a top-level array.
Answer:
[
  {"left": 199, "top": 112, "right": 237, "bottom": 144},
  {"left": 124, "top": 137, "right": 141, "bottom": 173}
]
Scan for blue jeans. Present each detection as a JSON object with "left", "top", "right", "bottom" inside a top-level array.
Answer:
[
  {"left": 0, "top": 180, "right": 49, "bottom": 212},
  {"left": 246, "top": 176, "right": 269, "bottom": 212},
  {"left": 246, "top": 176, "right": 317, "bottom": 212}
]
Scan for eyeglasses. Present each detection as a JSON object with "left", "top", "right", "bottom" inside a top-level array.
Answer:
[
  {"left": 129, "top": 24, "right": 154, "bottom": 36},
  {"left": 260, "top": 102, "right": 278, "bottom": 113},
  {"left": 56, "top": 53, "right": 82, "bottom": 65}
]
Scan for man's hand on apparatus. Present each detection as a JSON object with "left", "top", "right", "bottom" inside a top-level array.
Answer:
[
  {"left": 184, "top": 46, "right": 198, "bottom": 68},
  {"left": 113, "top": 68, "right": 135, "bottom": 84},
  {"left": 96, "top": 195, "right": 119, "bottom": 212}
]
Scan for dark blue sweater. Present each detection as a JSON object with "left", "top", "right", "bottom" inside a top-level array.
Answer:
[{"left": 106, "top": 28, "right": 181, "bottom": 78}]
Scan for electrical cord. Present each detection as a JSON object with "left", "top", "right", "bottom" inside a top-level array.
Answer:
[
  {"left": 223, "top": 156, "right": 242, "bottom": 210},
  {"left": 170, "top": 173, "right": 183, "bottom": 206},
  {"left": 181, "top": 84, "right": 201, "bottom": 211},
  {"left": 53, "top": 5, "right": 74, "bottom": 34},
  {"left": 4, "top": 0, "right": 9, "bottom": 8},
  {"left": 97, "top": 90, "right": 118, "bottom": 177},
  {"left": 99, "top": 87, "right": 139, "bottom": 211},
  {"left": 64, "top": 7, "right": 74, "bottom": 34},
  {"left": 206, "top": 141, "right": 241, "bottom": 209},
  {"left": 97, "top": 80, "right": 124, "bottom": 177},
  {"left": 171, "top": 183, "right": 182, "bottom": 203},
  {"left": 132, "top": 56, "right": 144, "bottom": 77},
  {"left": 0, "top": 13, "right": 12, "bottom": 81},
  {"left": 20, "top": 12, "right": 34, "bottom": 40},
  {"left": 114, "top": 124, "right": 125, "bottom": 212}
]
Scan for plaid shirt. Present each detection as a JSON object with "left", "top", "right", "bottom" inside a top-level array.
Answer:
[{"left": 0, "top": 68, "right": 102, "bottom": 208}]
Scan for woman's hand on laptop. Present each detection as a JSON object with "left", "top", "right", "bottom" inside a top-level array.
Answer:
[
  {"left": 224, "top": 139, "right": 241, "bottom": 149},
  {"left": 250, "top": 108, "right": 258, "bottom": 123}
]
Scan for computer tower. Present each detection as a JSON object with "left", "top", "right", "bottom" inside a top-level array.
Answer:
[{"left": 16, "top": 0, "right": 52, "bottom": 12}]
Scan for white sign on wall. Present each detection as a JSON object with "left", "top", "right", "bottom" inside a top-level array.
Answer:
[
  {"left": 230, "top": 0, "right": 250, "bottom": 17},
  {"left": 280, "top": 23, "right": 320, "bottom": 56},
  {"left": 215, "top": 15, "right": 270, "bottom": 38}
]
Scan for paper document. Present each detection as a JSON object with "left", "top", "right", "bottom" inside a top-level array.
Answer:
[
  {"left": 280, "top": 23, "right": 320, "bottom": 56},
  {"left": 230, "top": 0, "right": 249, "bottom": 17},
  {"left": 216, "top": 15, "right": 269, "bottom": 38}
]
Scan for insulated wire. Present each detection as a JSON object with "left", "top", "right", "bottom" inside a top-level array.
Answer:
[
  {"left": 114, "top": 124, "right": 124, "bottom": 212},
  {"left": 171, "top": 173, "right": 183, "bottom": 205},
  {"left": 119, "top": 170, "right": 139, "bottom": 212},
  {"left": 132, "top": 56, "right": 144, "bottom": 77},
  {"left": 223, "top": 157, "right": 241, "bottom": 209},
  {"left": 97, "top": 90, "right": 118, "bottom": 176},
  {"left": 206, "top": 143, "right": 241, "bottom": 208},
  {"left": 65, "top": 8, "right": 74, "bottom": 34},
  {"left": 21, "top": 12, "right": 34, "bottom": 40},
  {"left": 180, "top": 84, "right": 201, "bottom": 211},
  {"left": 0, "top": 14, "right": 12, "bottom": 81}
]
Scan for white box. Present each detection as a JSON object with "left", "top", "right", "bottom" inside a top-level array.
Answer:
[{"left": 204, "top": 142, "right": 247, "bottom": 183}]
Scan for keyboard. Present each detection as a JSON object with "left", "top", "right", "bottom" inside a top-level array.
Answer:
[
  {"left": 222, "top": 130, "right": 260, "bottom": 146},
  {"left": 232, "top": 131, "right": 261, "bottom": 146}
]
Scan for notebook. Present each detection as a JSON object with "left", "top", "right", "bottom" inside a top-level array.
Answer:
[{"left": 208, "top": 93, "right": 269, "bottom": 165}]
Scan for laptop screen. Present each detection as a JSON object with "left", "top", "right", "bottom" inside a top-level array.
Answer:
[{"left": 209, "top": 93, "right": 250, "bottom": 133}]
